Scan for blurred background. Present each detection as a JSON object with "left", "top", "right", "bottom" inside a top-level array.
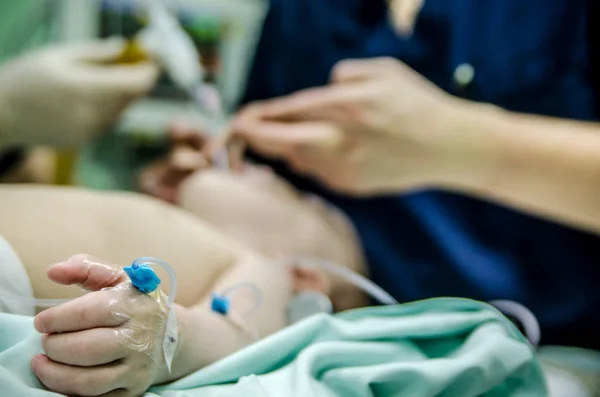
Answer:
[{"left": 0, "top": 0, "right": 267, "bottom": 190}]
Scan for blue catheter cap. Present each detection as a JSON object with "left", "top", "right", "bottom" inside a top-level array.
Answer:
[
  {"left": 124, "top": 263, "right": 161, "bottom": 293},
  {"left": 211, "top": 293, "right": 230, "bottom": 315}
]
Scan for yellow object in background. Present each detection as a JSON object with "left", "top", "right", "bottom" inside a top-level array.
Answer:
[
  {"left": 113, "top": 40, "right": 149, "bottom": 64},
  {"left": 52, "top": 40, "right": 150, "bottom": 186},
  {"left": 54, "top": 150, "right": 77, "bottom": 185}
]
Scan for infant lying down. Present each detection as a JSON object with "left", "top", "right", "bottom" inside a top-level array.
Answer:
[{"left": 0, "top": 135, "right": 367, "bottom": 396}]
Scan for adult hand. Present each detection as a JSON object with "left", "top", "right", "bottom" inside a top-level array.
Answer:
[
  {"left": 0, "top": 40, "right": 159, "bottom": 149},
  {"left": 32, "top": 255, "right": 171, "bottom": 397},
  {"left": 232, "top": 57, "right": 486, "bottom": 196}
]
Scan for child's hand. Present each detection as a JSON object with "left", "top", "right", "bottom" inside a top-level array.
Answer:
[
  {"left": 139, "top": 123, "right": 210, "bottom": 203},
  {"left": 32, "top": 255, "right": 170, "bottom": 397},
  {"left": 139, "top": 122, "right": 244, "bottom": 203}
]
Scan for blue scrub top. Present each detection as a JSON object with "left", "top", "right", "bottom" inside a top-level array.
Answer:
[{"left": 242, "top": 0, "right": 600, "bottom": 349}]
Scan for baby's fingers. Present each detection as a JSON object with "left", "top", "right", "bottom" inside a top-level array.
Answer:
[
  {"left": 32, "top": 354, "right": 125, "bottom": 396},
  {"left": 47, "top": 254, "right": 126, "bottom": 291},
  {"left": 42, "top": 328, "right": 127, "bottom": 366},
  {"left": 34, "top": 291, "right": 127, "bottom": 334}
]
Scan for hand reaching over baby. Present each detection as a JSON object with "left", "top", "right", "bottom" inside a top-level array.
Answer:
[
  {"left": 32, "top": 255, "right": 173, "bottom": 397},
  {"left": 138, "top": 124, "right": 365, "bottom": 277}
]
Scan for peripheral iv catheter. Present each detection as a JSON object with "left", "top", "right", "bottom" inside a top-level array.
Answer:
[{"left": 0, "top": 255, "right": 399, "bottom": 368}]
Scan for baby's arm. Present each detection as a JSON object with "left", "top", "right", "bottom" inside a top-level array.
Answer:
[
  {"left": 0, "top": 185, "right": 294, "bottom": 391},
  {"left": 0, "top": 184, "right": 249, "bottom": 306},
  {"left": 158, "top": 252, "right": 292, "bottom": 382},
  {"left": 31, "top": 253, "right": 292, "bottom": 395}
]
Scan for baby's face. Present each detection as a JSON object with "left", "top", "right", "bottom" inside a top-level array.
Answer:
[
  {"left": 138, "top": 123, "right": 367, "bottom": 311},
  {"left": 178, "top": 165, "right": 353, "bottom": 261}
]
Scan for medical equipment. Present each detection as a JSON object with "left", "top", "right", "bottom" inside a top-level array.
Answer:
[
  {"left": 9, "top": 0, "right": 266, "bottom": 148},
  {"left": 0, "top": 257, "right": 180, "bottom": 371},
  {"left": 0, "top": 256, "right": 394, "bottom": 336},
  {"left": 208, "top": 258, "right": 398, "bottom": 335},
  {"left": 287, "top": 291, "right": 334, "bottom": 325},
  {"left": 489, "top": 299, "right": 541, "bottom": 347},
  {"left": 128, "top": 0, "right": 229, "bottom": 168},
  {"left": 0, "top": 256, "right": 394, "bottom": 309},
  {"left": 0, "top": 256, "right": 542, "bottom": 347},
  {"left": 126, "top": 257, "right": 179, "bottom": 371}
]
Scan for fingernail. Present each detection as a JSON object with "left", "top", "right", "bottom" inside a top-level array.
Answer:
[
  {"left": 46, "top": 262, "right": 68, "bottom": 277},
  {"left": 34, "top": 316, "right": 46, "bottom": 333},
  {"left": 31, "top": 355, "right": 41, "bottom": 372}
]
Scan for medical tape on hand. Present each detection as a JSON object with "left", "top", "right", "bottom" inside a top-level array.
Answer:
[{"left": 125, "top": 257, "right": 179, "bottom": 374}]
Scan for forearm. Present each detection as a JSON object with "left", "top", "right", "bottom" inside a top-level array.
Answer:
[
  {"left": 0, "top": 185, "right": 246, "bottom": 306},
  {"left": 158, "top": 254, "right": 293, "bottom": 383},
  {"left": 444, "top": 101, "right": 600, "bottom": 233}
]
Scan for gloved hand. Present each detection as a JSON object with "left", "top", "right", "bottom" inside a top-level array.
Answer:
[
  {"left": 32, "top": 255, "right": 171, "bottom": 397},
  {"left": 0, "top": 40, "right": 159, "bottom": 148}
]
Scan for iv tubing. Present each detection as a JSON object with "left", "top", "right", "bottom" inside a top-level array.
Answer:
[
  {"left": 0, "top": 257, "right": 178, "bottom": 310},
  {"left": 219, "top": 282, "right": 263, "bottom": 317},
  {"left": 290, "top": 258, "right": 399, "bottom": 306}
]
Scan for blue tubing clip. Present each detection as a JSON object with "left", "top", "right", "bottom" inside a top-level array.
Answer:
[
  {"left": 211, "top": 293, "right": 230, "bottom": 315},
  {"left": 124, "top": 263, "right": 161, "bottom": 293}
]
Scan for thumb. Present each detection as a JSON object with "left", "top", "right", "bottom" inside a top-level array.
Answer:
[
  {"left": 84, "top": 61, "right": 160, "bottom": 97},
  {"left": 65, "top": 39, "right": 160, "bottom": 95},
  {"left": 47, "top": 254, "right": 127, "bottom": 292},
  {"left": 63, "top": 38, "right": 129, "bottom": 63}
]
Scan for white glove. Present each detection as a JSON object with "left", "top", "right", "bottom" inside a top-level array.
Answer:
[{"left": 0, "top": 39, "right": 159, "bottom": 148}]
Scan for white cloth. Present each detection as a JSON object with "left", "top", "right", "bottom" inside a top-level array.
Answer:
[{"left": 0, "top": 236, "right": 34, "bottom": 316}]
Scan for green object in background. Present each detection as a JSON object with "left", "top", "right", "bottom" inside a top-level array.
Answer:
[
  {"left": 0, "top": 0, "right": 59, "bottom": 64},
  {"left": 0, "top": 299, "right": 548, "bottom": 396},
  {"left": 186, "top": 18, "right": 222, "bottom": 43},
  {"left": 77, "top": 131, "right": 167, "bottom": 191}
]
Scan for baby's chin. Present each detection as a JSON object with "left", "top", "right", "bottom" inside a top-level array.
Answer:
[
  {"left": 193, "top": 165, "right": 355, "bottom": 237},
  {"left": 188, "top": 164, "right": 302, "bottom": 202}
]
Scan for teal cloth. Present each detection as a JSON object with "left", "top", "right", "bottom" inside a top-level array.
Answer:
[{"left": 0, "top": 298, "right": 547, "bottom": 396}]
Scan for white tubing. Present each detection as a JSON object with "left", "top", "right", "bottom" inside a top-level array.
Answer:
[
  {"left": 290, "top": 258, "right": 398, "bottom": 306},
  {"left": 220, "top": 282, "right": 263, "bottom": 317},
  {"left": 133, "top": 257, "right": 178, "bottom": 308},
  {"left": 188, "top": 84, "right": 230, "bottom": 171},
  {"left": 489, "top": 299, "right": 541, "bottom": 346},
  {"left": 0, "top": 257, "right": 179, "bottom": 311},
  {"left": 1, "top": 257, "right": 387, "bottom": 315}
]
